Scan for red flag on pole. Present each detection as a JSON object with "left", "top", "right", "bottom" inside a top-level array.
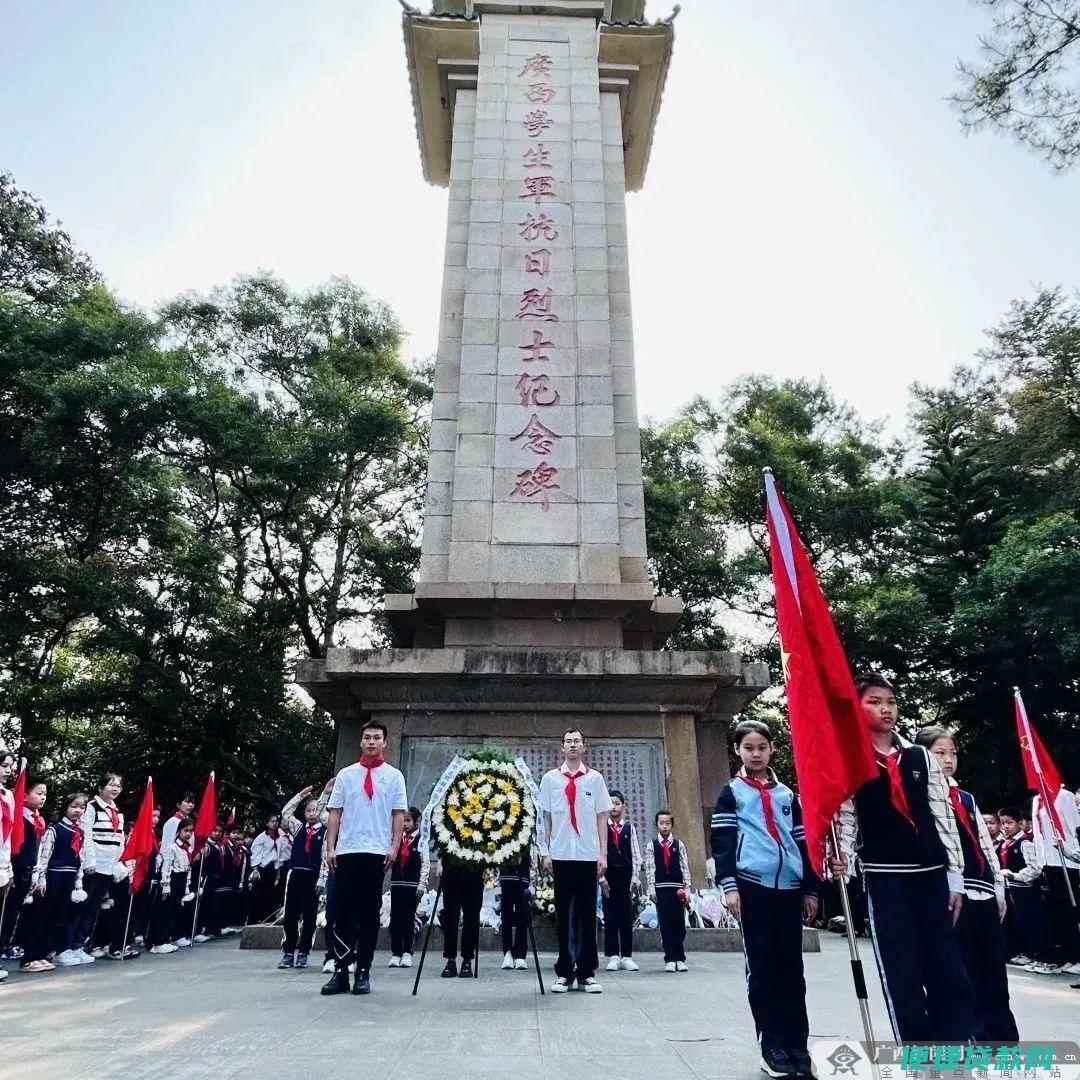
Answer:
[
  {"left": 763, "top": 469, "right": 878, "bottom": 871},
  {"left": 192, "top": 771, "right": 217, "bottom": 859},
  {"left": 1014, "top": 689, "right": 1066, "bottom": 844},
  {"left": 225, "top": 805, "right": 237, "bottom": 829},
  {"left": 9, "top": 760, "right": 27, "bottom": 855},
  {"left": 120, "top": 777, "right": 157, "bottom": 893}
]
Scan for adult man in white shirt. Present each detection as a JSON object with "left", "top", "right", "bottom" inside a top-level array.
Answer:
[
  {"left": 539, "top": 728, "right": 612, "bottom": 993},
  {"left": 322, "top": 720, "right": 407, "bottom": 997}
]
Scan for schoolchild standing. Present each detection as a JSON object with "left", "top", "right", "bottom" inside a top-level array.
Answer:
[
  {"left": 279, "top": 787, "right": 328, "bottom": 970},
  {"left": 250, "top": 813, "right": 285, "bottom": 922},
  {"left": 996, "top": 807, "right": 1052, "bottom": 972},
  {"left": 601, "top": 790, "right": 642, "bottom": 973},
  {"left": 387, "top": 806, "right": 428, "bottom": 969},
  {"left": 196, "top": 823, "right": 227, "bottom": 941},
  {"left": 4, "top": 779, "right": 48, "bottom": 970},
  {"left": 27, "top": 793, "right": 89, "bottom": 968},
  {"left": 1030, "top": 784, "right": 1080, "bottom": 976},
  {"left": 915, "top": 726, "right": 1018, "bottom": 1041},
  {"left": 712, "top": 720, "right": 819, "bottom": 1080},
  {"left": 157, "top": 817, "right": 195, "bottom": 949},
  {"left": 647, "top": 809, "right": 692, "bottom": 973},
  {"left": 499, "top": 844, "right": 532, "bottom": 971}
]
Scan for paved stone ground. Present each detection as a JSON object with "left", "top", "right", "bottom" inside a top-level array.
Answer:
[{"left": 5, "top": 936, "right": 1078, "bottom": 1079}]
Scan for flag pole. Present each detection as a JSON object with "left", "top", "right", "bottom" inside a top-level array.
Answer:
[
  {"left": 829, "top": 823, "right": 879, "bottom": 1069},
  {"left": 190, "top": 857, "right": 205, "bottom": 943},
  {"left": 120, "top": 883, "right": 136, "bottom": 960}
]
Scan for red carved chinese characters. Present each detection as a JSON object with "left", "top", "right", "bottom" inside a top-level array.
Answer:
[
  {"left": 510, "top": 415, "right": 561, "bottom": 455},
  {"left": 511, "top": 462, "right": 560, "bottom": 511},
  {"left": 518, "top": 54, "right": 553, "bottom": 79},
  {"left": 525, "top": 83, "right": 556, "bottom": 104},
  {"left": 519, "top": 175, "right": 557, "bottom": 204},
  {"left": 523, "top": 110, "right": 553, "bottom": 137},
  {"left": 523, "top": 143, "right": 551, "bottom": 171},
  {"left": 516, "top": 287, "right": 559, "bottom": 321},
  {"left": 515, "top": 373, "right": 560, "bottom": 407},
  {"left": 518, "top": 213, "right": 559, "bottom": 241},
  {"left": 524, "top": 249, "right": 550, "bottom": 276},
  {"left": 519, "top": 330, "right": 553, "bottom": 363}
]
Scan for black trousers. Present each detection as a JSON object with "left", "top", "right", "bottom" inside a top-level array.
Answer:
[
  {"left": 151, "top": 872, "right": 187, "bottom": 945},
  {"left": 1044, "top": 866, "right": 1080, "bottom": 964},
  {"left": 1004, "top": 885, "right": 1049, "bottom": 961},
  {"left": 657, "top": 887, "right": 687, "bottom": 963},
  {"left": 282, "top": 869, "right": 318, "bottom": 955},
  {"left": 323, "top": 873, "right": 336, "bottom": 963},
  {"left": 200, "top": 881, "right": 229, "bottom": 936},
  {"left": 553, "top": 859, "right": 599, "bottom": 981},
  {"left": 390, "top": 884, "right": 420, "bottom": 956},
  {"left": 331, "top": 853, "right": 385, "bottom": 973},
  {"left": 956, "top": 896, "right": 1019, "bottom": 1042},
  {"left": 865, "top": 870, "right": 975, "bottom": 1043},
  {"left": 251, "top": 867, "right": 283, "bottom": 922},
  {"left": 602, "top": 867, "right": 634, "bottom": 958},
  {"left": 0, "top": 868, "right": 32, "bottom": 952},
  {"left": 81, "top": 872, "right": 130, "bottom": 952},
  {"left": 739, "top": 881, "right": 810, "bottom": 1054},
  {"left": 441, "top": 862, "right": 484, "bottom": 961},
  {"left": 500, "top": 878, "right": 529, "bottom": 959},
  {"left": 133, "top": 878, "right": 158, "bottom": 942},
  {"left": 24, "top": 870, "right": 77, "bottom": 960}
]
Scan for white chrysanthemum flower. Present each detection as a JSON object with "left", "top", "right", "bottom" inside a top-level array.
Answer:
[{"left": 468, "top": 812, "right": 483, "bottom": 824}]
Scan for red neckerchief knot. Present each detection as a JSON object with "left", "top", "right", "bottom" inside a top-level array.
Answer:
[
  {"left": 949, "top": 786, "right": 986, "bottom": 873},
  {"left": 609, "top": 820, "right": 622, "bottom": 854},
  {"left": 563, "top": 765, "right": 586, "bottom": 835},
  {"left": 399, "top": 830, "right": 416, "bottom": 868},
  {"left": 67, "top": 819, "right": 83, "bottom": 857},
  {"left": 104, "top": 803, "right": 120, "bottom": 832},
  {"left": 738, "top": 773, "right": 781, "bottom": 844},
  {"left": 660, "top": 835, "right": 672, "bottom": 871},
  {"left": 875, "top": 749, "right": 917, "bottom": 831},
  {"left": 359, "top": 755, "right": 385, "bottom": 800},
  {"left": 304, "top": 824, "right": 319, "bottom": 855},
  {"left": 31, "top": 809, "right": 46, "bottom": 840}
]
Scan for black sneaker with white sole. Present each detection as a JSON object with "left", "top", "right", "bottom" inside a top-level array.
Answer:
[{"left": 760, "top": 1047, "right": 797, "bottom": 1078}]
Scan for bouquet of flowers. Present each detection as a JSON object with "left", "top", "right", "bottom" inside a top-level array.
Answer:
[
  {"left": 531, "top": 882, "right": 556, "bottom": 921},
  {"left": 432, "top": 750, "right": 536, "bottom": 867}
]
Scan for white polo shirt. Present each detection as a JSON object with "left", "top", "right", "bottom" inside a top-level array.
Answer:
[
  {"left": 327, "top": 760, "right": 408, "bottom": 856},
  {"left": 539, "top": 762, "right": 612, "bottom": 862}
]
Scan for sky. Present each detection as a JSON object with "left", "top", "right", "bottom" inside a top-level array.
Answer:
[{"left": 3, "top": 1, "right": 1079, "bottom": 436}]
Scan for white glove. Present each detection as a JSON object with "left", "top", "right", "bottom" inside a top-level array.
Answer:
[
  {"left": 161, "top": 884, "right": 171, "bottom": 898},
  {"left": 112, "top": 862, "right": 132, "bottom": 882},
  {"left": 0, "top": 867, "right": 11, "bottom": 889}
]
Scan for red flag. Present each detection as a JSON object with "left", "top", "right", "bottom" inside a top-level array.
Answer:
[
  {"left": 192, "top": 771, "right": 217, "bottom": 859},
  {"left": 120, "top": 777, "right": 156, "bottom": 893},
  {"left": 763, "top": 470, "right": 878, "bottom": 871},
  {"left": 225, "top": 805, "right": 237, "bottom": 829},
  {"left": 1014, "top": 689, "right": 1066, "bottom": 843},
  {"left": 9, "top": 760, "right": 27, "bottom": 855}
]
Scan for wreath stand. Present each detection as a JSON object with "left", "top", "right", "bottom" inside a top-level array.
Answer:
[{"left": 411, "top": 881, "right": 545, "bottom": 996}]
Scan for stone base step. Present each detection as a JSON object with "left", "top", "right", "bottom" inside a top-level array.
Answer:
[{"left": 239, "top": 924, "right": 819, "bottom": 953}]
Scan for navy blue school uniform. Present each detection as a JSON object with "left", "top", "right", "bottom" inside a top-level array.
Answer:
[
  {"left": 1, "top": 807, "right": 45, "bottom": 956},
  {"left": 602, "top": 819, "right": 638, "bottom": 960},
  {"left": 949, "top": 781, "right": 1018, "bottom": 1042},
  {"left": 712, "top": 768, "right": 817, "bottom": 1059},
  {"left": 25, "top": 818, "right": 83, "bottom": 962},
  {"left": 999, "top": 831, "right": 1050, "bottom": 963},
  {"left": 199, "top": 838, "right": 228, "bottom": 935},
  {"left": 835, "top": 738, "right": 975, "bottom": 1043},
  {"left": 389, "top": 828, "right": 428, "bottom": 958},
  {"left": 648, "top": 834, "right": 691, "bottom": 964},
  {"left": 282, "top": 820, "right": 326, "bottom": 957},
  {"left": 499, "top": 848, "right": 531, "bottom": 961}
]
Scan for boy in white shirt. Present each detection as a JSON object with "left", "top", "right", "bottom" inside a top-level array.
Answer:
[
  {"left": 322, "top": 721, "right": 407, "bottom": 997},
  {"left": 538, "top": 728, "right": 611, "bottom": 994}
]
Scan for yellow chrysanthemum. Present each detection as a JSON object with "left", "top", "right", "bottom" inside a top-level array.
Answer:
[{"left": 460, "top": 826, "right": 473, "bottom": 839}]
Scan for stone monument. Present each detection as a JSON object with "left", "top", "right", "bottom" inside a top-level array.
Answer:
[{"left": 297, "top": 0, "right": 769, "bottom": 881}]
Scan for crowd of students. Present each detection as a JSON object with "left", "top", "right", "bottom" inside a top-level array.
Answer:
[{"left": 3, "top": 671, "right": 1079, "bottom": 1080}]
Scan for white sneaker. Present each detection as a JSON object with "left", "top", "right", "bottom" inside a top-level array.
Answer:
[
  {"left": 675, "top": 961, "right": 688, "bottom": 972},
  {"left": 0, "top": 968, "right": 6, "bottom": 981},
  {"left": 551, "top": 976, "right": 571, "bottom": 993},
  {"left": 174, "top": 938, "right": 192, "bottom": 948},
  {"left": 665, "top": 961, "right": 677, "bottom": 973},
  {"left": 1063, "top": 962, "right": 1080, "bottom": 975},
  {"left": 388, "top": 955, "right": 401, "bottom": 968},
  {"left": 580, "top": 977, "right": 603, "bottom": 993},
  {"left": 502, "top": 951, "right": 515, "bottom": 970},
  {"left": 1028, "top": 961, "right": 1061, "bottom": 974},
  {"left": 401, "top": 953, "right": 413, "bottom": 967},
  {"left": 55, "top": 950, "right": 83, "bottom": 967},
  {"left": 1008, "top": 954, "right": 1032, "bottom": 967},
  {"left": 193, "top": 934, "right": 211, "bottom": 943},
  {"left": 91, "top": 946, "right": 108, "bottom": 959},
  {"left": 606, "top": 956, "right": 621, "bottom": 971},
  {"left": 620, "top": 957, "right": 639, "bottom": 971},
  {"left": 78, "top": 950, "right": 96, "bottom": 964},
  {"left": 514, "top": 958, "right": 527, "bottom": 970},
  {"left": 150, "top": 944, "right": 176, "bottom": 955},
  {"left": 322, "top": 959, "right": 335, "bottom": 973},
  {"left": 221, "top": 927, "right": 239, "bottom": 936}
]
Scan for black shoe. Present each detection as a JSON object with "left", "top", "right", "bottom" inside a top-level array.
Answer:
[
  {"left": 352, "top": 968, "right": 371, "bottom": 995},
  {"left": 760, "top": 1048, "right": 797, "bottom": 1078},
  {"left": 789, "top": 1050, "right": 815, "bottom": 1078},
  {"left": 441, "top": 959, "right": 457, "bottom": 978},
  {"left": 320, "top": 971, "right": 350, "bottom": 996},
  {"left": 459, "top": 959, "right": 473, "bottom": 978}
]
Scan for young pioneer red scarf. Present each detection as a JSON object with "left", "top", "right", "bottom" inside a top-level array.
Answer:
[
  {"left": 738, "top": 773, "right": 781, "bottom": 844},
  {"left": 875, "top": 749, "right": 917, "bottom": 831},
  {"left": 102, "top": 800, "right": 120, "bottom": 833},
  {"left": 305, "top": 824, "right": 320, "bottom": 855},
  {"left": 64, "top": 818, "right": 83, "bottom": 857},
  {"left": 359, "top": 754, "right": 386, "bottom": 800},
  {"left": 949, "top": 786, "right": 986, "bottom": 873},
  {"left": 398, "top": 830, "right": 415, "bottom": 868},
  {"left": 608, "top": 820, "right": 623, "bottom": 854},
  {"left": 563, "top": 765, "right": 587, "bottom": 835},
  {"left": 660, "top": 836, "right": 672, "bottom": 871},
  {"left": 29, "top": 808, "right": 46, "bottom": 840}
]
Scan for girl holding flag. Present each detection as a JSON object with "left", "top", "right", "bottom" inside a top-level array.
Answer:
[{"left": 28, "top": 792, "right": 89, "bottom": 968}]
